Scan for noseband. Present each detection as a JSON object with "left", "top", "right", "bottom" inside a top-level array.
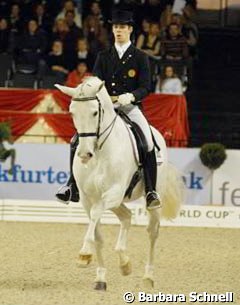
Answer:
[{"left": 72, "top": 86, "right": 117, "bottom": 150}]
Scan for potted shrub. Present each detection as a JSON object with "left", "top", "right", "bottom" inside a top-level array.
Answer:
[{"left": 199, "top": 143, "right": 227, "bottom": 204}]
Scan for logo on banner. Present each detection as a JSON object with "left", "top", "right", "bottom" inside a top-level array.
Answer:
[
  {"left": 218, "top": 181, "right": 240, "bottom": 207},
  {"left": 182, "top": 171, "right": 203, "bottom": 190},
  {"left": 0, "top": 164, "right": 69, "bottom": 184}
]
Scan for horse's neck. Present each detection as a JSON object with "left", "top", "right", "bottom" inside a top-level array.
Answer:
[
  {"left": 99, "top": 112, "right": 131, "bottom": 158},
  {"left": 98, "top": 88, "right": 116, "bottom": 127},
  {"left": 97, "top": 88, "right": 134, "bottom": 161}
]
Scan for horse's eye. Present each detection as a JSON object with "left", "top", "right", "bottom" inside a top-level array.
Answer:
[{"left": 93, "top": 111, "right": 98, "bottom": 117}]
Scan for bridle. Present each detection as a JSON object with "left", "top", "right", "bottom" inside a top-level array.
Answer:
[{"left": 72, "top": 84, "right": 117, "bottom": 151}]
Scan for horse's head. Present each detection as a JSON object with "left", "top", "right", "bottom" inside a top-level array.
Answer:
[{"left": 55, "top": 76, "right": 114, "bottom": 163}]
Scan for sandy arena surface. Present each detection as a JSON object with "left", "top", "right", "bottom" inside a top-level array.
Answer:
[{"left": 0, "top": 221, "right": 240, "bottom": 305}]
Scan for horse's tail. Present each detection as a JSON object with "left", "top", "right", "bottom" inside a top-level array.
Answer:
[
  {"left": 151, "top": 126, "right": 184, "bottom": 219},
  {"left": 160, "top": 162, "right": 185, "bottom": 220}
]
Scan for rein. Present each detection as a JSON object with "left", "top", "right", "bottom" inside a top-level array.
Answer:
[{"left": 72, "top": 93, "right": 117, "bottom": 150}]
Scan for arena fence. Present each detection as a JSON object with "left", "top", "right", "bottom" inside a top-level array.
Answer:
[{"left": 1, "top": 199, "right": 240, "bottom": 229}]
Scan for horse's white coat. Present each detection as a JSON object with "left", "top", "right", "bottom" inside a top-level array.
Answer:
[{"left": 55, "top": 77, "right": 184, "bottom": 289}]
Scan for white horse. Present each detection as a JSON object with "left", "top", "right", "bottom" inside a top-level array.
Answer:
[{"left": 55, "top": 76, "right": 184, "bottom": 290}]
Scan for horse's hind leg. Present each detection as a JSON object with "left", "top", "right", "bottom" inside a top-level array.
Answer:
[
  {"left": 111, "top": 203, "right": 132, "bottom": 276},
  {"left": 143, "top": 208, "right": 160, "bottom": 288}
]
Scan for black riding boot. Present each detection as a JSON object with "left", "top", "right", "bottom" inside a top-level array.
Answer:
[
  {"left": 143, "top": 149, "right": 161, "bottom": 210},
  {"left": 55, "top": 134, "right": 79, "bottom": 204}
]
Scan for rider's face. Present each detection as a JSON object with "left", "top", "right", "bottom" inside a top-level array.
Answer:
[{"left": 112, "top": 24, "right": 132, "bottom": 44}]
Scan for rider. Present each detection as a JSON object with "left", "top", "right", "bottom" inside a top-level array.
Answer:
[{"left": 56, "top": 9, "right": 161, "bottom": 210}]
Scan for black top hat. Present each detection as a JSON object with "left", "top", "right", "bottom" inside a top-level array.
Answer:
[{"left": 109, "top": 10, "right": 134, "bottom": 25}]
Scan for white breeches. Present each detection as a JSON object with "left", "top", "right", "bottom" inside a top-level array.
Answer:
[{"left": 126, "top": 106, "right": 154, "bottom": 152}]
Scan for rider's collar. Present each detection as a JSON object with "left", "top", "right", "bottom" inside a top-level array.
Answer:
[{"left": 114, "top": 41, "right": 131, "bottom": 58}]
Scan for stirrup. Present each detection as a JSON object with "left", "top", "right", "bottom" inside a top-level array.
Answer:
[
  {"left": 55, "top": 185, "right": 72, "bottom": 205},
  {"left": 146, "top": 191, "right": 162, "bottom": 210}
]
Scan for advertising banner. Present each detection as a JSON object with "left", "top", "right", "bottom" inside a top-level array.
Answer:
[
  {"left": 0, "top": 144, "right": 213, "bottom": 205},
  {"left": 168, "top": 148, "right": 211, "bottom": 205},
  {"left": 212, "top": 150, "right": 240, "bottom": 207},
  {"left": 0, "top": 143, "right": 69, "bottom": 200}
]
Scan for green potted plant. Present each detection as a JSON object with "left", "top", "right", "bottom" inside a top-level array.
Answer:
[
  {"left": 0, "top": 122, "right": 11, "bottom": 141},
  {"left": 199, "top": 143, "right": 227, "bottom": 204},
  {"left": 0, "top": 122, "right": 15, "bottom": 174}
]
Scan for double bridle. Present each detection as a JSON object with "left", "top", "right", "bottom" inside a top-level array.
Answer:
[{"left": 72, "top": 94, "right": 117, "bottom": 151}]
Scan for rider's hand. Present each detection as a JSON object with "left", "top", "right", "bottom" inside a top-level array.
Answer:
[{"left": 117, "top": 93, "right": 135, "bottom": 106}]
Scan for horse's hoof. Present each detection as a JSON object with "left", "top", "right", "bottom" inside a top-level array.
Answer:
[
  {"left": 143, "top": 277, "right": 154, "bottom": 289},
  {"left": 77, "top": 254, "right": 92, "bottom": 268},
  {"left": 120, "top": 260, "right": 132, "bottom": 276},
  {"left": 94, "top": 281, "right": 107, "bottom": 291}
]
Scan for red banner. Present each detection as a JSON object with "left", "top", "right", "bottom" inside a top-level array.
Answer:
[
  {"left": 143, "top": 94, "right": 190, "bottom": 147},
  {"left": 0, "top": 89, "right": 49, "bottom": 111},
  {"left": 0, "top": 89, "right": 189, "bottom": 146},
  {"left": 0, "top": 111, "right": 75, "bottom": 142}
]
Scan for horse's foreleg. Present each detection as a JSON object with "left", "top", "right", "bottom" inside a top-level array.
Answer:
[
  {"left": 84, "top": 202, "right": 104, "bottom": 244},
  {"left": 82, "top": 202, "right": 108, "bottom": 290},
  {"left": 143, "top": 209, "right": 160, "bottom": 288},
  {"left": 94, "top": 221, "right": 107, "bottom": 290},
  {"left": 78, "top": 197, "right": 93, "bottom": 267},
  {"left": 111, "top": 204, "right": 132, "bottom": 276}
]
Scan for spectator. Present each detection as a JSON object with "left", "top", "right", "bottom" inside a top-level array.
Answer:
[
  {"left": 83, "top": 14, "right": 109, "bottom": 58},
  {"left": 65, "top": 9, "right": 83, "bottom": 38},
  {"left": 182, "top": 5, "right": 198, "bottom": 57},
  {"left": 170, "top": 13, "right": 183, "bottom": 28},
  {"left": 161, "top": 22, "right": 189, "bottom": 60},
  {"left": 44, "top": 40, "right": 69, "bottom": 83},
  {"left": 65, "top": 59, "right": 92, "bottom": 87},
  {"left": 155, "top": 65, "right": 183, "bottom": 94},
  {"left": 71, "top": 37, "right": 94, "bottom": 72},
  {"left": 51, "top": 17, "right": 80, "bottom": 69},
  {"left": 163, "top": 12, "right": 185, "bottom": 37},
  {"left": 84, "top": 1, "right": 105, "bottom": 26},
  {"left": 17, "top": 19, "right": 47, "bottom": 69},
  {"left": 137, "top": 20, "right": 161, "bottom": 90},
  {"left": 136, "top": 18, "right": 151, "bottom": 38},
  {"left": 0, "top": 18, "right": 10, "bottom": 53},
  {"left": 160, "top": 4, "right": 172, "bottom": 29},
  {"left": 32, "top": 2, "right": 53, "bottom": 33},
  {"left": 56, "top": 0, "right": 82, "bottom": 28},
  {"left": 51, "top": 18, "right": 69, "bottom": 44},
  {"left": 136, "top": 21, "right": 161, "bottom": 57},
  {"left": 8, "top": 3, "right": 23, "bottom": 34},
  {"left": 165, "top": 12, "right": 198, "bottom": 55},
  {"left": 63, "top": 10, "right": 84, "bottom": 70}
]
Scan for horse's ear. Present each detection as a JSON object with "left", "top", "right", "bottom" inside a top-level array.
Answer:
[{"left": 54, "top": 84, "right": 75, "bottom": 97}]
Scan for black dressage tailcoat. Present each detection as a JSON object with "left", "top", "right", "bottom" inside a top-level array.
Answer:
[{"left": 93, "top": 44, "right": 151, "bottom": 102}]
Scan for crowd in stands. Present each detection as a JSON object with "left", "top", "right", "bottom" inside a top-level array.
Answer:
[{"left": 0, "top": 0, "right": 198, "bottom": 92}]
